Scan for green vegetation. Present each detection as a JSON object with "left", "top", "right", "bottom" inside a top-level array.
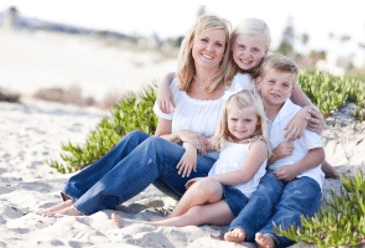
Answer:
[
  {"left": 275, "top": 170, "right": 365, "bottom": 247},
  {"left": 46, "top": 84, "right": 158, "bottom": 173}
]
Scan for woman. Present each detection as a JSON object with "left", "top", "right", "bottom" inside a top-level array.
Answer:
[{"left": 38, "top": 14, "right": 243, "bottom": 217}]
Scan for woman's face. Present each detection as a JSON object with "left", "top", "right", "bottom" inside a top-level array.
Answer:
[
  {"left": 191, "top": 28, "right": 227, "bottom": 71},
  {"left": 232, "top": 34, "right": 267, "bottom": 71}
]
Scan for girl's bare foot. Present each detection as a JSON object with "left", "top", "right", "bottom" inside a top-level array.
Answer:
[
  {"left": 37, "top": 199, "right": 75, "bottom": 217},
  {"left": 255, "top": 233, "right": 274, "bottom": 248},
  {"left": 224, "top": 227, "right": 246, "bottom": 243},
  {"left": 111, "top": 213, "right": 124, "bottom": 229}
]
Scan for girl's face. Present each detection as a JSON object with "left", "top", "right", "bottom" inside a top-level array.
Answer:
[
  {"left": 232, "top": 34, "right": 268, "bottom": 71},
  {"left": 191, "top": 28, "right": 227, "bottom": 71},
  {"left": 227, "top": 106, "right": 259, "bottom": 142}
]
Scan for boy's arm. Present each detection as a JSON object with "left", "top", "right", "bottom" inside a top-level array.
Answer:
[
  {"left": 156, "top": 72, "right": 176, "bottom": 114},
  {"left": 274, "top": 147, "right": 325, "bottom": 182},
  {"left": 268, "top": 141, "right": 294, "bottom": 165},
  {"left": 210, "top": 140, "right": 268, "bottom": 186}
]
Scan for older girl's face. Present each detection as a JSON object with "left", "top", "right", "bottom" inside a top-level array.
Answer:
[
  {"left": 232, "top": 34, "right": 267, "bottom": 71},
  {"left": 191, "top": 28, "right": 227, "bottom": 71}
]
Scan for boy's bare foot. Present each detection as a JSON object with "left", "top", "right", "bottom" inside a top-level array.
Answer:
[
  {"left": 321, "top": 160, "right": 340, "bottom": 179},
  {"left": 111, "top": 213, "right": 124, "bottom": 229},
  {"left": 255, "top": 233, "right": 274, "bottom": 248},
  {"left": 37, "top": 199, "right": 75, "bottom": 217},
  {"left": 224, "top": 227, "right": 246, "bottom": 243}
]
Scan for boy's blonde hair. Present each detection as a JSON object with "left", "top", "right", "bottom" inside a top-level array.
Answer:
[
  {"left": 210, "top": 90, "right": 270, "bottom": 154},
  {"left": 177, "top": 14, "right": 233, "bottom": 94},
  {"left": 259, "top": 54, "right": 299, "bottom": 82}
]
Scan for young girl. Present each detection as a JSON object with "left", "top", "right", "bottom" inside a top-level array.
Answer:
[
  {"left": 157, "top": 17, "right": 339, "bottom": 179},
  {"left": 112, "top": 90, "right": 270, "bottom": 228}
]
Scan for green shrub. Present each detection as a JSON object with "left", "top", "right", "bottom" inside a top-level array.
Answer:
[
  {"left": 46, "top": 84, "right": 158, "bottom": 173},
  {"left": 275, "top": 170, "right": 365, "bottom": 247}
]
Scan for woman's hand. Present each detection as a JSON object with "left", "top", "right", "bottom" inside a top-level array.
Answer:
[
  {"left": 306, "top": 106, "right": 325, "bottom": 133},
  {"left": 177, "top": 130, "right": 208, "bottom": 155}
]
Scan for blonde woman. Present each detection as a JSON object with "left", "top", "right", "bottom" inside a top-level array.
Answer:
[{"left": 38, "top": 14, "right": 247, "bottom": 217}]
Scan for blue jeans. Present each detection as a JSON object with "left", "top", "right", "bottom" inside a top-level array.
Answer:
[
  {"left": 62, "top": 130, "right": 216, "bottom": 215},
  {"left": 230, "top": 172, "right": 322, "bottom": 247}
]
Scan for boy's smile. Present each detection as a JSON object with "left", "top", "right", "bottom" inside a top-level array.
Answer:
[{"left": 256, "top": 68, "right": 294, "bottom": 107}]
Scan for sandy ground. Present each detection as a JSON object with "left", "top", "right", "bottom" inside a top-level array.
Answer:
[{"left": 0, "top": 29, "right": 364, "bottom": 248}]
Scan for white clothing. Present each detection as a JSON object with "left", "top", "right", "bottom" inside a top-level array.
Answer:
[
  {"left": 231, "top": 72, "right": 253, "bottom": 91},
  {"left": 208, "top": 142, "right": 267, "bottom": 198},
  {"left": 153, "top": 77, "right": 244, "bottom": 159},
  {"left": 267, "top": 99, "right": 325, "bottom": 191}
]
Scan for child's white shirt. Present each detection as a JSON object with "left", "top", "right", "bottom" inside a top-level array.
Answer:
[
  {"left": 267, "top": 99, "right": 325, "bottom": 191},
  {"left": 208, "top": 142, "right": 267, "bottom": 198}
]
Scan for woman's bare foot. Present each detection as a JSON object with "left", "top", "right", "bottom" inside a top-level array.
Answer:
[
  {"left": 57, "top": 206, "right": 83, "bottom": 216},
  {"left": 255, "top": 233, "right": 274, "bottom": 248},
  {"left": 224, "top": 227, "right": 246, "bottom": 243},
  {"left": 37, "top": 199, "right": 75, "bottom": 217},
  {"left": 111, "top": 213, "right": 124, "bottom": 229}
]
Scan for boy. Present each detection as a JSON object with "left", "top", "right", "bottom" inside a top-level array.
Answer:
[{"left": 224, "top": 54, "right": 325, "bottom": 248}]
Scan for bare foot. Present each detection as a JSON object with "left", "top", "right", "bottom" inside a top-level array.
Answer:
[
  {"left": 224, "top": 227, "right": 246, "bottom": 243},
  {"left": 111, "top": 213, "right": 124, "bottom": 229},
  {"left": 321, "top": 160, "right": 340, "bottom": 179},
  {"left": 37, "top": 199, "right": 75, "bottom": 217},
  {"left": 255, "top": 233, "right": 274, "bottom": 248},
  {"left": 57, "top": 206, "right": 83, "bottom": 216}
]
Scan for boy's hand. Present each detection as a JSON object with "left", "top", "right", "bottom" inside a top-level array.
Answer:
[
  {"left": 273, "top": 141, "right": 294, "bottom": 160},
  {"left": 274, "top": 165, "right": 297, "bottom": 181},
  {"left": 185, "top": 177, "right": 203, "bottom": 189},
  {"left": 157, "top": 84, "right": 175, "bottom": 114}
]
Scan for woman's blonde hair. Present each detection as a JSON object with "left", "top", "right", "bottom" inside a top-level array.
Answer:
[
  {"left": 210, "top": 90, "right": 270, "bottom": 154},
  {"left": 225, "top": 18, "right": 271, "bottom": 78},
  {"left": 177, "top": 14, "right": 233, "bottom": 93}
]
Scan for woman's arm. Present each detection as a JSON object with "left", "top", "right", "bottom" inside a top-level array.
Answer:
[
  {"left": 209, "top": 140, "right": 268, "bottom": 186},
  {"left": 156, "top": 72, "right": 176, "bottom": 114},
  {"left": 155, "top": 118, "right": 208, "bottom": 154}
]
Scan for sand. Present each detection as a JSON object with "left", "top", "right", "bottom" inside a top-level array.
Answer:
[{"left": 0, "top": 28, "right": 364, "bottom": 248}]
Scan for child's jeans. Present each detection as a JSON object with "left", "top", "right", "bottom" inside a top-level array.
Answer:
[{"left": 229, "top": 171, "right": 322, "bottom": 247}]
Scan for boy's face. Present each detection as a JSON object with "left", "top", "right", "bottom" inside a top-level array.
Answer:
[
  {"left": 256, "top": 68, "right": 294, "bottom": 106},
  {"left": 232, "top": 34, "right": 268, "bottom": 71}
]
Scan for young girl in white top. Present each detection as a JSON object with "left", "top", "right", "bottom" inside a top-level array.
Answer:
[{"left": 112, "top": 90, "right": 270, "bottom": 228}]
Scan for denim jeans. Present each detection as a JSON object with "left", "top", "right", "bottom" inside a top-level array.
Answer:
[
  {"left": 229, "top": 171, "right": 322, "bottom": 247},
  {"left": 62, "top": 130, "right": 216, "bottom": 215}
]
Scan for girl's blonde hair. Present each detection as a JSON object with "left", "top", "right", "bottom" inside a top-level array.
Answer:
[
  {"left": 177, "top": 14, "right": 233, "bottom": 93},
  {"left": 225, "top": 18, "right": 271, "bottom": 78},
  {"left": 210, "top": 90, "right": 270, "bottom": 154}
]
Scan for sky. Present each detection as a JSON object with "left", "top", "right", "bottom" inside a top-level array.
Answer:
[{"left": 1, "top": 1, "right": 365, "bottom": 56}]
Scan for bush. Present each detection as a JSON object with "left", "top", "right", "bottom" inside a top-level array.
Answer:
[
  {"left": 275, "top": 170, "right": 365, "bottom": 247},
  {"left": 46, "top": 84, "right": 158, "bottom": 173}
]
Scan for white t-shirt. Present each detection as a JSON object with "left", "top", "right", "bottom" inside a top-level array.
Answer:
[
  {"left": 267, "top": 99, "right": 325, "bottom": 191},
  {"left": 208, "top": 142, "right": 267, "bottom": 198},
  {"left": 153, "top": 77, "right": 245, "bottom": 158}
]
